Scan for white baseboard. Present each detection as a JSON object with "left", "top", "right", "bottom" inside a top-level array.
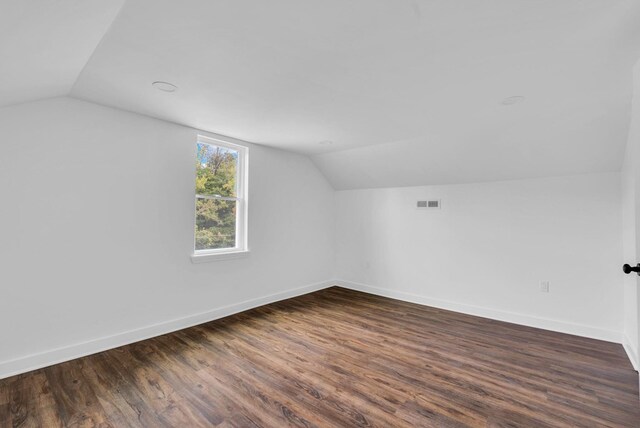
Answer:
[
  {"left": 335, "top": 279, "right": 623, "bottom": 344},
  {"left": 3, "top": 279, "right": 633, "bottom": 380},
  {"left": 0, "top": 280, "right": 334, "bottom": 380},
  {"left": 623, "top": 334, "right": 639, "bottom": 371}
]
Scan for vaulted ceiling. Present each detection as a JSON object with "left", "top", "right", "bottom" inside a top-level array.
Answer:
[
  {"left": 4, "top": 0, "right": 640, "bottom": 189},
  {"left": 0, "top": 0, "right": 125, "bottom": 109}
]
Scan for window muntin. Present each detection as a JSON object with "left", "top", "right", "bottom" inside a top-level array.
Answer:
[{"left": 194, "top": 136, "right": 247, "bottom": 254}]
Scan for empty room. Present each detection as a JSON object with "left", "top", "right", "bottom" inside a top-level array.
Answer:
[{"left": 2, "top": 0, "right": 640, "bottom": 426}]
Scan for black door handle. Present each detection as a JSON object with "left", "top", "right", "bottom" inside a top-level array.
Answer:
[{"left": 623, "top": 263, "right": 640, "bottom": 275}]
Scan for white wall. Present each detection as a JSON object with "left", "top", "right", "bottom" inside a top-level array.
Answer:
[
  {"left": 0, "top": 96, "right": 634, "bottom": 378},
  {"left": 622, "top": 62, "right": 640, "bottom": 370},
  {"left": 0, "top": 97, "right": 335, "bottom": 377},
  {"left": 335, "top": 173, "right": 624, "bottom": 342}
]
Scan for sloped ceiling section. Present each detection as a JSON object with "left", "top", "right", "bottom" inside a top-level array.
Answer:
[
  {"left": 69, "top": 0, "right": 640, "bottom": 189},
  {"left": 4, "top": 0, "right": 640, "bottom": 189},
  {"left": 0, "top": 0, "right": 125, "bottom": 109}
]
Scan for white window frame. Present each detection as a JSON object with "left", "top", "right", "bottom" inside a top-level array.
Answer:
[{"left": 191, "top": 135, "right": 249, "bottom": 263}]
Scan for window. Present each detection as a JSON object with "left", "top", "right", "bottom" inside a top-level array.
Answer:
[{"left": 193, "top": 135, "right": 248, "bottom": 260}]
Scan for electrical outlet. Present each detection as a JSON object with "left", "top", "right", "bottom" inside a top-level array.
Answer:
[{"left": 540, "top": 281, "right": 550, "bottom": 293}]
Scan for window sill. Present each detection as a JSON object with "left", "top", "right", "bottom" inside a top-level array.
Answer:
[{"left": 190, "top": 250, "right": 250, "bottom": 264}]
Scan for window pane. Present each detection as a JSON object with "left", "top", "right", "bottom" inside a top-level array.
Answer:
[
  {"left": 195, "top": 197, "right": 236, "bottom": 250},
  {"left": 196, "top": 142, "right": 238, "bottom": 197}
]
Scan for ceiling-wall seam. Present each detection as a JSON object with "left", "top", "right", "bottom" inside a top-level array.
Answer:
[{"left": 67, "top": 0, "right": 128, "bottom": 96}]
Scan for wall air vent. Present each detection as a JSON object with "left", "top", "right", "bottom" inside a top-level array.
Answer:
[{"left": 417, "top": 200, "right": 441, "bottom": 209}]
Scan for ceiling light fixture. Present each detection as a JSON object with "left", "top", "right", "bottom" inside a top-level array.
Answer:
[
  {"left": 152, "top": 81, "right": 178, "bottom": 92},
  {"left": 501, "top": 96, "right": 525, "bottom": 105},
  {"left": 319, "top": 140, "right": 334, "bottom": 146}
]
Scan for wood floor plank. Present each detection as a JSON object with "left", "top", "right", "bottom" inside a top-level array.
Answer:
[
  {"left": 3, "top": 372, "right": 64, "bottom": 428},
  {"left": 44, "top": 360, "right": 112, "bottom": 427},
  {"left": 0, "top": 287, "right": 638, "bottom": 427}
]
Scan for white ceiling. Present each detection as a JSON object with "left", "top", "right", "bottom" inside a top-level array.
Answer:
[
  {"left": 0, "top": 0, "right": 125, "bottom": 109},
  {"left": 5, "top": 0, "right": 640, "bottom": 189}
]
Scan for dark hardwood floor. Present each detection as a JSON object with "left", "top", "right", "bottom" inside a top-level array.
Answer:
[{"left": 1, "top": 287, "right": 638, "bottom": 427}]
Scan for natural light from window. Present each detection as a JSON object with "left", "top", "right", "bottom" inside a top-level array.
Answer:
[{"left": 194, "top": 136, "right": 247, "bottom": 258}]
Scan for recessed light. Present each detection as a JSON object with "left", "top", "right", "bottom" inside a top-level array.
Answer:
[
  {"left": 501, "top": 96, "right": 525, "bottom": 105},
  {"left": 319, "top": 140, "right": 334, "bottom": 146},
  {"left": 152, "top": 81, "right": 178, "bottom": 92}
]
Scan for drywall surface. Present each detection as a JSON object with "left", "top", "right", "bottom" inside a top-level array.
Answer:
[
  {"left": 621, "top": 62, "right": 640, "bottom": 369},
  {"left": 0, "top": 96, "right": 632, "bottom": 376},
  {"left": 0, "top": 0, "right": 125, "bottom": 108},
  {"left": 335, "top": 173, "right": 624, "bottom": 342},
  {"left": 0, "top": 97, "right": 334, "bottom": 376}
]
